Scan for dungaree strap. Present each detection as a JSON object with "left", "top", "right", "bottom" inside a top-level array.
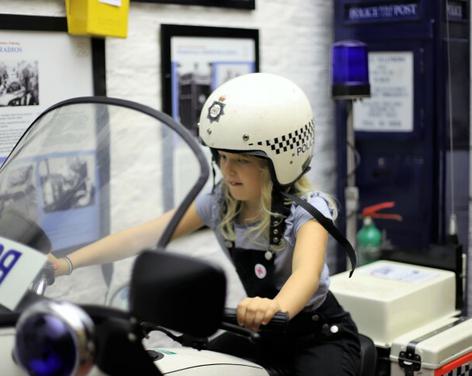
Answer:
[{"left": 281, "top": 191, "right": 357, "bottom": 277}]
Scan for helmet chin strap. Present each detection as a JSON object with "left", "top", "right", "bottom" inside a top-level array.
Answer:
[
  {"left": 209, "top": 148, "right": 222, "bottom": 193},
  {"left": 210, "top": 159, "right": 218, "bottom": 194},
  {"left": 268, "top": 187, "right": 292, "bottom": 254}
]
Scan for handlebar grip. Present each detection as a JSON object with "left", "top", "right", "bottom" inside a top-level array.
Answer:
[
  {"left": 44, "top": 263, "right": 55, "bottom": 285},
  {"left": 223, "top": 308, "right": 289, "bottom": 330}
]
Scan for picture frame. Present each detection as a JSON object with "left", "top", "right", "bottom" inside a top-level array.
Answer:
[
  {"left": 0, "top": 14, "right": 106, "bottom": 99},
  {"left": 0, "top": 13, "right": 109, "bottom": 261},
  {"left": 160, "top": 24, "right": 258, "bottom": 209},
  {"left": 161, "top": 24, "right": 259, "bottom": 137},
  {"left": 133, "top": 0, "right": 255, "bottom": 10}
]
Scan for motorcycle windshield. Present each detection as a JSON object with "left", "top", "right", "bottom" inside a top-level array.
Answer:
[{"left": 0, "top": 97, "right": 209, "bottom": 309}]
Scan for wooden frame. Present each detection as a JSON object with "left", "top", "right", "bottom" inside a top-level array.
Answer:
[{"left": 133, "top": 0, "right": 255, "bottom": 10}]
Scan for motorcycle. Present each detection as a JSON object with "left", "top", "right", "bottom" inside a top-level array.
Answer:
[{"left": 0, "top": 97, "right": 375, "bottom": 375}]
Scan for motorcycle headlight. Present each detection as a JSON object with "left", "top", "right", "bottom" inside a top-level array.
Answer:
[{"left": 14, "top": 300, "right": 95, "bottom": 376}]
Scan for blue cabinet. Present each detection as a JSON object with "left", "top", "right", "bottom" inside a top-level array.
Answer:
[{"left": 334, "top": 1, "right": 469, "bottom": 262}]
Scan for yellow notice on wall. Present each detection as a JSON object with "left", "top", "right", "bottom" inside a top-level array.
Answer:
[{"left": 65, "top": 0, "right": 129, "bottom": 38}]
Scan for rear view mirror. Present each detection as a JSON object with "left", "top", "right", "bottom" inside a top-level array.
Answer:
[
  {"left": 129, "top": 250, "right": 226, "bottom": 338},
  {"left": 0, "top": 208, "right": 51, "bottom": 254}
]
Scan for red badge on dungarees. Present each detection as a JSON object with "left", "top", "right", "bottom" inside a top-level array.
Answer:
[{"left": 254, "top": 263, "right": 267, "bottom": 279}]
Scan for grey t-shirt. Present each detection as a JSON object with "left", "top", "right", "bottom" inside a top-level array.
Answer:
[{"left": 195, "top": 187, "right": 333, "bottom": 311}]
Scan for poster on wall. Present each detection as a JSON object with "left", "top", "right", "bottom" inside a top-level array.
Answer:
[
  {"left": 0, "top": 27, "right": 97, "bottom": 163},
  {"left": 0, "top": 14, "right": 107, "bottom": 255},
  {"left": 161, "top": 24, "right": 259, "bottom": 207},
  {"left": 353, "top": 51, "right": 414, "bottom": 132}
]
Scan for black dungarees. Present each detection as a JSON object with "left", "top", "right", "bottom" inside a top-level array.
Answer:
[{"left": 207, "top": 196, "right": 361, "bottom": 376}]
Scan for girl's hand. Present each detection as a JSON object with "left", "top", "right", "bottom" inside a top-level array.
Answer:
[
  {"left": 236, "top": 296, "right": 283, "bottom": 332},
  {"left": 47, "top": 253, "right": 69, "bottom": 277}
]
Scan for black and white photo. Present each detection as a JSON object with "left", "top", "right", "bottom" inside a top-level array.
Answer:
[
  {"left": 0, "top": 60, "right": 39, "bottom": 107},
  {"left": 39, "top": 155, "right": 96, "bottom": 213}
]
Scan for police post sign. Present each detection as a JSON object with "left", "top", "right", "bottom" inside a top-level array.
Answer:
[{"left": 0, "top": 236, "right": 47, "bottom": 310}]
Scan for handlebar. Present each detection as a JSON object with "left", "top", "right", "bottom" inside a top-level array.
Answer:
[
  {"left": 222, "top": 307, "right": 290, "bottom": 334},
  {"left": 140, "top": 307, "right": 290, "bottom": 346},
  {"left": 30, "top": 263, "right": 55, "bottom": 296}
]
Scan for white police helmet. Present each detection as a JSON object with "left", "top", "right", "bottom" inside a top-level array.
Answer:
[{"left": 199, "top": 73, "right": 314, "bottom": 186}]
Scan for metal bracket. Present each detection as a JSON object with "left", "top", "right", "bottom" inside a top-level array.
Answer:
[{"left": 398, "top": 350, "right": 421, "bottom": 376}]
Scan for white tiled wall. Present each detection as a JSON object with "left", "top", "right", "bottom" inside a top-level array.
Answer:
[
  {"left": 4, "top": 0, "right": 471, "bottom": 315},
  {"left": 0, "top": 0, "right": 338, "bottom": 312},
  {"left": 1, "top": 1, "right": 337, "bottom": 222},
  {"left": 1, "top": 0, "right": 335, "bottom": 192}
]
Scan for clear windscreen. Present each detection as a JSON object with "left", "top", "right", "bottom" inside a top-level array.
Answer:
[{"left": 0, "top": 100, "right": 207, "bottom": 309}]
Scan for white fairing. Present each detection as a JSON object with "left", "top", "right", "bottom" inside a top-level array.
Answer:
[
  {"left": 154, "top": 347, "right": 269, "bottom": 376},
  {"left": 0, "top": 329, "right": 267, "bottom": 376},
  {"left": 1, "top": 328, "right": 25, "bottom": 375}
]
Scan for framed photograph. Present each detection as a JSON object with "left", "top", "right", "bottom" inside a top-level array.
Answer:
[
  {"left": 0, "top": 14, "right": 106, "bottom": 162},
  {"left": 133, "top": 0, "right": 255, "bottom": 10},
  {"left": 161, "top": 24, "right": 259, "bottom": 137},
  {"left": 0, "top": 14, "right": 108, "bottom": 257},
  {"left": 160, "top": 24, "right": 258, "bottom": 208}
]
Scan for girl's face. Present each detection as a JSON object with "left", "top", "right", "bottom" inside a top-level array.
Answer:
[{"left": 218, "top": 151, "right": 266, "bottom": 205}]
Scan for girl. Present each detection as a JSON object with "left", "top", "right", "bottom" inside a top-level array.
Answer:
[{"left": 51, "top": 73, "right": 360, "bottom": 375}]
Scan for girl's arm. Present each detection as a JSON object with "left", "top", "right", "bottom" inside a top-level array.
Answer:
[
  {"left": 275, "top": 219, "right": 328, "bottom": 317},
  {"left": 237, "top": 219, "right": 328, "bottom": 331},
  {"left": 50, "top": 202, "right": 204, "bottom": 275}
]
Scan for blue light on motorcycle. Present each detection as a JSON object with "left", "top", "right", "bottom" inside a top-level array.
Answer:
[
  {"left": 14, "top": 300, "right": 95, "bottom": 376},
  {"left": 15, "top": 313, "right": 76, "bottom": 375}
]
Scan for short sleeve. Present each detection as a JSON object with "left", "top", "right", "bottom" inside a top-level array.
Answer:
[
  {"left": 290, "top": 193, "right": 334, "bottom": 235},
  {"left": 195, "top": 189, "right": 220, "bottom": 229}
]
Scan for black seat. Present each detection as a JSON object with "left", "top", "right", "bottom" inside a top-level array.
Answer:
[
  {"left": 265, "top": 333, "right": 378, "bottom": 376},
  {"left": 359, "top": 333, "right": 377, "bottom": 376}
]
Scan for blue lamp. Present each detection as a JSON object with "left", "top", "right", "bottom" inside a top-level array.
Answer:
[
  {"left": 331, "top": 40, "right": 370, "bottom": 253},
  {"left": 14, "top": 300, "right": 95, "bottom": 376},
  {"left": 332, "top": 40, "right": 370, "bottom": 99}
]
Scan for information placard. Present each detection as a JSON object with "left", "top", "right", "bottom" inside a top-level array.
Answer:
[
  {"left": 353, "top": 51, "right": 414, "bottom": 133},
  {"left": 0, "top": 14, "right": 107, "bottom": 254}
]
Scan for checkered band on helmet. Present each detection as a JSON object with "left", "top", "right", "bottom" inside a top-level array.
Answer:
[{"left": 249, "top": 120, "right": 314, "bottom": 155}]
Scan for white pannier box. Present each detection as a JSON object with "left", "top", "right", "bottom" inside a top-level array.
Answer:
[
  {"left": 390, "top": 316, "right": 472, "bottom": 375},
  {"left": 330, "top": 260, "right": 457, "bottom": 347}
]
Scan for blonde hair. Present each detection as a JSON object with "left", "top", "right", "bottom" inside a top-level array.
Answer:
[{"left": 219, "top": 159, "right": 337, "bottom": 248}]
